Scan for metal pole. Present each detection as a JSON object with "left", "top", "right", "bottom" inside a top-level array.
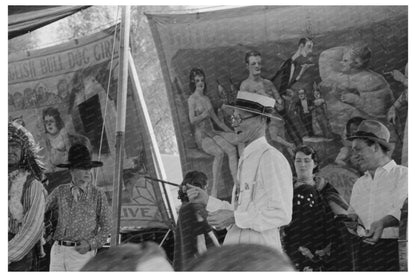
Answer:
[
  {"left": 144, "top": 176, "right": 180, "bottom": 187},
  {"left": 128, "top": 52, "right": 178, "bottom": 227},
  {"left": 110, "top": 5, "right": 130, "bottom": 247}
]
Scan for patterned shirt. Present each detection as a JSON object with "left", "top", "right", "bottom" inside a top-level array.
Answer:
[
  {"left": 8, "top": 170, "right": 46, "bottom": 263},
  {"left": 46, "top": 183, "right": 112, "bottom": 250}
]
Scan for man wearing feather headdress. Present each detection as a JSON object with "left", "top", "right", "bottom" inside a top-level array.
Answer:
[{"left": 8, "top": 121, "right": 47, "bottom": 271}]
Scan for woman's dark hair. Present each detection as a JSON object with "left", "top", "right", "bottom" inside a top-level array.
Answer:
[
  {"left": 178, "top": 171, "right": 208, "bottom": 202},
  {"left": 294, "top": 145, "right": 320, "bottom": 173},
  {"left": 189, "top": 68, "right": 207, "bottom": 94},
  {"left": 42, "top": 107, "right": 65, "bottom": 132},
  {"left": 346, "top": 116, "right": 366, "bottom": 137}
]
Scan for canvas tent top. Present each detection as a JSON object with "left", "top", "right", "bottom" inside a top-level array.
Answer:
[{"left": 8, "top": 5, "right": 90, "bottom": 39}]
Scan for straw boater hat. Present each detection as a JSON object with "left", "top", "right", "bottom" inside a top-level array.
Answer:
[
  {"left": 223, "top": 91, "right": 282, "bottom": 120},
  {"left": 347, "top": 120, "right": 392, "bottom": 150},
  {"left": 57, "top": 143, "right": 103, "bottom": 169}
]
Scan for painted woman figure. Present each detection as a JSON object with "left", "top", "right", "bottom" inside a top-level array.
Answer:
[
  {"left": 187, "top": 68, "right": 238, "bottom": 197},
  {"left": 283, "top": 145, "right": 352, "bottom": 271},
  {"left": 311, "top": 83, "right": 332, "bottom": 138}
]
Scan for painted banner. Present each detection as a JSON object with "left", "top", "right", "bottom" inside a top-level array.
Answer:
[
  {"left": 8, "top": 25, "right": 173, "bottom": 230},
  {"left": 147, "top": 6, "right": 408, "bottom": 201}
]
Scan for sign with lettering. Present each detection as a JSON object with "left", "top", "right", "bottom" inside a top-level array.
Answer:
[{"left": 8, "top": 25, "right": 171, "bottom": 229}]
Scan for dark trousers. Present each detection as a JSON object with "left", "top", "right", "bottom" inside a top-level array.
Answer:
[
  {"left": 355, "top": 239, "right": 399, "bottom": 271},
  {"left": 8, "top": 233, "right": 37, "bottom": 271}
]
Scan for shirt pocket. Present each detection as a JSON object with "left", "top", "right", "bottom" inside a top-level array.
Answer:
[{"left": 237, "top": 181, "right": 255, "bottom": 209}]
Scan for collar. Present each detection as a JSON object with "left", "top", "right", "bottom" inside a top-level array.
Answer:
[
  {"left": 380, "top": 160, "right": 396, "bottom": 173},
  {"left": 364, "top": 159, "right": 396, "bottom": 176},
  {"left": 70, "top": 181, "right": 88, "bottom": 193},
  {"left": 241, "top": 136, "right": 267, "bottom": 160}
]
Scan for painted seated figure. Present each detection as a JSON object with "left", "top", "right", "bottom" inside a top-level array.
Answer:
[{"left": 318, "top": 43, "right": 395, "bottom": 142}]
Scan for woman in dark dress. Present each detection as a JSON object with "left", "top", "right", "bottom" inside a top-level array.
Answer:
[{"left": 283, "top": 145, "right": 352, "bottom": 271}]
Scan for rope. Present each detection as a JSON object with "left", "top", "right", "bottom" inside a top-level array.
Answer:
[{"left": 94, "top": 6, "right": 121, "bottom": 186}]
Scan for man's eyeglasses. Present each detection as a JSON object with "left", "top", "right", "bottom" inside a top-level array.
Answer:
[{"left": 231, "top": 114, "right": 259, "bottom": 126}]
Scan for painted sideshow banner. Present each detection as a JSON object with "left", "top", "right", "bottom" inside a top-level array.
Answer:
[
  {"left": 147, "top": 6, "right": 407, "bottom": 201},
  {"left": 8, "top": 26, "right": 171, "bottom": 229}
]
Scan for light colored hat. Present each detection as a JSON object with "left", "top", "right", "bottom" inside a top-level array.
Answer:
[
  {"left": 347, "top": 120, "right": 392, "bottom": 150},
  {"left": 223, "top": 91, "right": 282, "bottom": 120}
]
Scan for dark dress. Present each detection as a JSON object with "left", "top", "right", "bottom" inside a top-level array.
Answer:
[
  {"left": 283, "top": 182, "right": 352, "bottom": 271},
  {"left": 173, "top": 202, "right": 215, "bottom": 271}
]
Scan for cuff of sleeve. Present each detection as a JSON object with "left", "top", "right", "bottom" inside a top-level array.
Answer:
[
  {"left": 206, "top": 196, "right": 223, "bottom": 212},
  {"left": 234, "top": 210, "right": 252, "bottom": 230}
]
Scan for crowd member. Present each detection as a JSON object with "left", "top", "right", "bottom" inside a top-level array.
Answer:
[
  {"left": 45, "top": 143, "right": 112, "bottom": 271},
  {"left": 173, "top": 171, "right": 219, "bottom": 271},
  {"left": 283, "top": 145, "right": 351, "bottom": 271},
  {"left": 240, "top": 50, "right": 295, "bottom": 160},
  {"left": 187, "top": 91, "right": 293, "bottom": 252},
  {"left": 187, "top": 67, "right": 238, "bottom": 197},
  {"left": 186, "top": 243, "right": 295, "bottom": 271},
  {"left": 8, "top": 122, "right": 47, "bottom": 271},
  {"left": 81, "top": 242, "right": 173, "bottom": 271},
  {"left": 348, "top": 120, "right": 407, "bottom": 271}
]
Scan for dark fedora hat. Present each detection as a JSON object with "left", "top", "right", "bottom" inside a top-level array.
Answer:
[
  {"left": 57, "top": 143, "right": 103, "bottom": 169},
  {"left": 347, "top": 120, "right": 392, "bottom": 150}
]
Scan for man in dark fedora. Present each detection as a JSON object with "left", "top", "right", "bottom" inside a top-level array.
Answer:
[
  {"left": 187, "top": 91, "right": 293, "bottom": 252},
  {"left": 347, "top": 120, "right": 407, "bottom": 271},
  {"left": 45, "top": 143, "right": 111, "bottom": 271}
]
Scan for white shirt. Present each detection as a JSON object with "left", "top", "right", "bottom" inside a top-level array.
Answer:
[
  {"left": 349, "top": 160, "right": 407, "bottom": 239},
  {"left": 207, "top": 136, "right": 293, "bottom": 251}
]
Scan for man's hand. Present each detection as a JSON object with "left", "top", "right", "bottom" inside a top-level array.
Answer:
[
  {"left": 340, "top": 92, "right": 360, "bottom": 105},
  {"left": 363, "top": 220, "right": 384, "bottom": 245},
  {"left": 343, "top": 213, "right": 359, "bottom": 230},
  {"left": 186, "top": 184, "right": 209, "bottom": 206},
  {"left": 207, "top": 209, "right": 235, "bottom": 230},
  {"left": 75, "top": 240, "right": 91, "bottom": 254}
]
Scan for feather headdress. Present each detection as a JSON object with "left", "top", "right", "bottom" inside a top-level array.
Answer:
[{"left": 8, "top": 121, "right": 45, "bottom": 181}]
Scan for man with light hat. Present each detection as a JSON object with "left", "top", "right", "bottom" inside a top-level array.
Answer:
[
  {"left": 187, "top": 91, "right": 293, "bottom": 252},
  {"left": 347, "top": 119, "right": 407, "bottom": 271},
  {"left": 46, "top": 143, "right": 112, "bottom": 271}
]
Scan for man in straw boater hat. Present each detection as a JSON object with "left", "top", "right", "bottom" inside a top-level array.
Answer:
[
  {"left": 8, "top": 122, "right": 47, "bottom": 271},
  {"left": 45, "top": 143, "right": 111, "bottom": 271},
  {"left": 187, "top": 91, "right": 293, "bottom": 252},
  {"left": 347, "top": 120, "right": 407, "bottom": 271}
]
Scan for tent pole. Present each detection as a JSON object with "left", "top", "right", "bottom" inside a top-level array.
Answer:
[
  {"left": 128, "top": 52, "right": 178, "bottom": 228},
  {"left": 110, "top": 5, "right": 130, "bottom": 247}
]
